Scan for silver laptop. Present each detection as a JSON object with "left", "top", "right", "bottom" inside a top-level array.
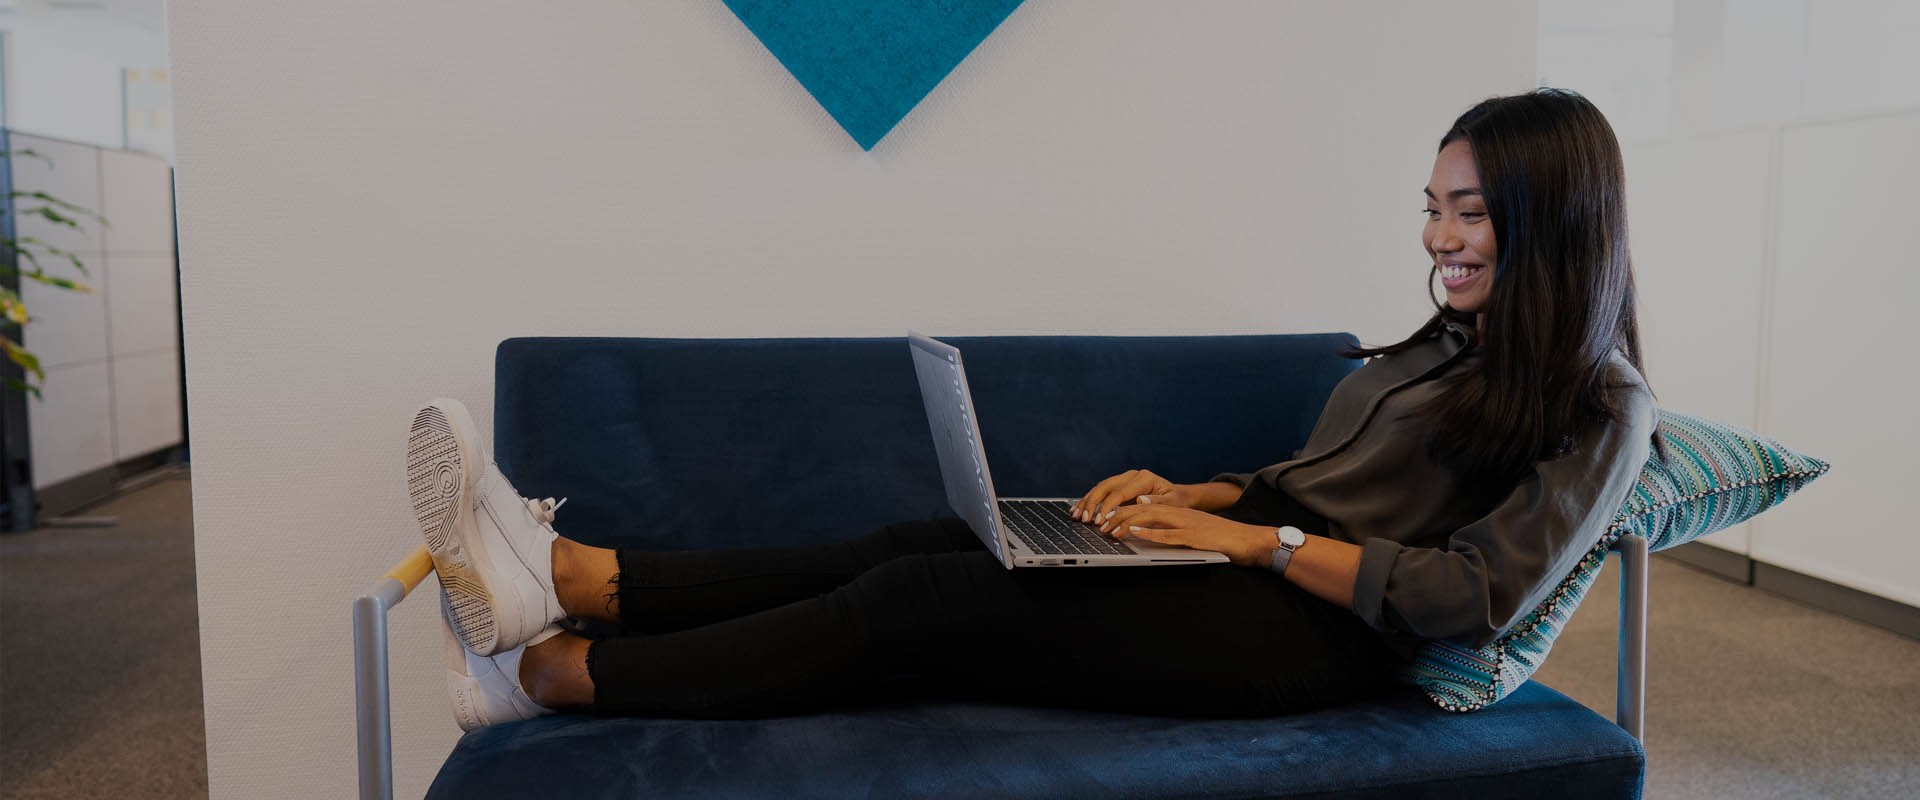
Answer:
[{"left": 908, "top": 332, "right": 1230, "bottom": 569}]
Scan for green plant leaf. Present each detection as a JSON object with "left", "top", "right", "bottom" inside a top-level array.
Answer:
[
  {"left": 0, "top": 287, "right": 27, "bottom": 325},
  {"left": 0, "top": 241, "right": 47, "bottom": 272},
  {"left": 8, "top": 191, "right": 106, "bottom": 224},
  {"left": 0, "top": 148, "right": 54, "bottom": 169},
  {"left": 43, "top": 245, "right": 88, "bottom": 276},
  {"left": 17, "top": 206, "right": 82, "bottom": 230},
  {"left": 0, "top": 249, "right": 92, "bottom": 292},
  {"left": 4, "top": 377, "right": 42, "bottom": 399},
  {"left": 1, "top": 337, "right": 45, "bottom": 382},
  {"left": 8, "top": 237, "right": 90, "bottom": 276},
  {"left": 19, "top": 271, "right": 91, "bottom": 293}
]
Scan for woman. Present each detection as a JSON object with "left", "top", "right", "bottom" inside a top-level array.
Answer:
[{"left": 408, "top": 88, "right": 1658, "bottom": 730}]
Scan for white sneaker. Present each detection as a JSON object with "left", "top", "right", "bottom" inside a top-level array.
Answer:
[
  {"left": 408, "top": 397, "right": 567, "bottom": 656},
  {"left": 442, "top": 593, "right": 556, "bottom": 732}
]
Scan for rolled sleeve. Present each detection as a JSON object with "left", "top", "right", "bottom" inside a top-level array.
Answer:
[
  {"left": 1351, "top": 537, "right": 1408, "bottom": 628},
  {"left": 1349, "top": 391, "right": 1656, "bottom": 646}
]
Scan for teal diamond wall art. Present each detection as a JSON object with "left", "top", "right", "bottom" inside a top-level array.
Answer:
[{"left": 722, "top": 0, "right": 1025, "bottom": 150}]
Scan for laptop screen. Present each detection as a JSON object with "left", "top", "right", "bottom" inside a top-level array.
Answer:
[{"left": 907, "top": 333, "right": 1007, "bottom": 565}]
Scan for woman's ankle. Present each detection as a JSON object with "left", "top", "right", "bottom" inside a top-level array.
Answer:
[
  {"left": 551, "top": 536, "right": 622, "bottom": 623},
  {"left": 520, "top": 633, "right": 595, "bottom": 710}
]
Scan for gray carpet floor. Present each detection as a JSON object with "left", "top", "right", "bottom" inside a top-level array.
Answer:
[
  {"left": 1533, "top": 555, "right": 1920, "bottom": 799},
  {"left": 1, "top": 470, "right": 207, "bottom": 799},
  {"left": 2, "top": 475, "right": 1915, "bottom": 799}
]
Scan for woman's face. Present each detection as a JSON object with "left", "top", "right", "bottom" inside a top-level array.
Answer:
[{"left": 1423, "top": 140, "right": 1497, "bottom": 315}]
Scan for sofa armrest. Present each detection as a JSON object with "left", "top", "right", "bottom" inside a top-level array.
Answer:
[
  {"left": 353, "top": 546, "right": 433, "bottom": 800},
  {"left": 1614, "top": 533, "right": 1648, "bottom": 742}
]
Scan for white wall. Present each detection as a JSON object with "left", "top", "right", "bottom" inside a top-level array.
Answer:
[
  {"left": 1762, "top": 110, "right": 1920, "bottom": 607},
  {"left": 1536, "top": 0, "right": 1674, "bottom": 144},
  {"left": 10, "top": 131, "right": 181, "bottom": 489},
  {"left": 1540, "top": 0, "right": 1920, "bottom": 603},
  {"left": 0, "top": 7, "right": 172, "bottom": 157},
  {"left": 167, "top": 1, "right": 1538, "bottom": 796}
]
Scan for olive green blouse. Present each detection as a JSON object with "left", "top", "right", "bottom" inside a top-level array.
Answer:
[{"left": 1214, "top": 320, "right": 1657, "bottom": 647}]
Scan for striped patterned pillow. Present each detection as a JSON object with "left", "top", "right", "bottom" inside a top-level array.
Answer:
[{"left": 1402, "top": 409, "right": 1831, "bottom": 712}]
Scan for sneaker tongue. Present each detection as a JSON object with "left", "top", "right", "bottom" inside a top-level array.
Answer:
[{"left": 523, "top": 496, "right": 568, "bottom": 526}]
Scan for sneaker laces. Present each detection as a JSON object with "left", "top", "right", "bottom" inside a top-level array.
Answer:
[{"left": 524, "top": 496, "right": 567, "bottom": 527}]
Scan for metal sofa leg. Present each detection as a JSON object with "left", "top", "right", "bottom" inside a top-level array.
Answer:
[
  {"left": 354, "top": 546, "right": 435, "bottom": 800},
  {"left": 1615, "top": 533, "right": 1648, "bottom": 742}
]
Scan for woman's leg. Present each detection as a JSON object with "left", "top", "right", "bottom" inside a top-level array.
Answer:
[
  {"left": 523, "top": 552, "right": 1405, "bottom": 719},
  {"left": 551, "top": 518, "right": 983, "bottom": 632}
]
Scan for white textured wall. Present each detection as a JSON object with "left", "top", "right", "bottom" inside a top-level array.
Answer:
[{"left": 167, "top": 1, "right": 1538, "bottom": 796}]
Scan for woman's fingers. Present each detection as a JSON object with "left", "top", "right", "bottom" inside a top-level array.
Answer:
[
  {"left": 1093, "top": 476, "right": 1148, "bottom": 522},
  {"left": 1101, "top": 504, "right": 1145, "bottom": 532},
  {"left": 1076, "top": 470, "right": 1149, "bottom": 522},
  {"left": 1071, "top": 472, "right": 1122, "bottom": 521},
  {"left": 1078, "top": 472, "right": 1129, "bottom": 521},
  {"left": 1123, "top": 524, "right": 1189, "bottom": 548},
  {"left": 1101, "top": 504, "right": 1176, "bottom": 535}
]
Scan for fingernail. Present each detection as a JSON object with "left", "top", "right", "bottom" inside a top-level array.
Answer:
[
  {"left": 1138, "top": 495, "right": 1152, "bottom": 504},
  {"left": 1103, "top": 510, "right": 1115, "bottom": 520},
  {"left": 1129, "top": 526, "right": 1142, "bottom": 532}
]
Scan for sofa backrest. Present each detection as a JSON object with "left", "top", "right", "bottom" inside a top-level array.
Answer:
[{"left": 494, "top": 334, "right": 1360, "bottom": 551}]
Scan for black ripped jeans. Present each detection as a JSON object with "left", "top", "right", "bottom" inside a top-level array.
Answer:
[{"left": 586, "top": 485, "right": 1404, "bottom": 719}]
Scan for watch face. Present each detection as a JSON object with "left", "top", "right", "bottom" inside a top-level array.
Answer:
[{"left": 1278, "top": 526, "right": 1306, "bottom": 548}]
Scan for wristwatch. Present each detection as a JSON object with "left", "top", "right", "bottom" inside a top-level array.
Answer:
[{"left": 1269, "top": 526, "right": 1306, "bottom": 576}]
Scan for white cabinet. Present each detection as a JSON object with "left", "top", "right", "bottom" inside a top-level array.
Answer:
[
  {"left": 9, "top": 133, "right": 184, "bottom": 491},
  {"left": 1759, "top": 111, "right": 1920, "bottom": 607}
]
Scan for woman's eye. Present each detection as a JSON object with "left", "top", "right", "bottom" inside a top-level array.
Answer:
[{"left": 1421, "top": 208, "right": 1439, "bottom": 218}]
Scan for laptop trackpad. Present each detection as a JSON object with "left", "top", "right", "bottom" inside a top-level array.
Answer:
[{"left": 1125, "top": 538, "right": 1230, "bottom": 563}]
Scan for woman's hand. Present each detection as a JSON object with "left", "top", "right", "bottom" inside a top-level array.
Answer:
[
  {"left": 1070, "top": 469, "right": 1190, "bottom": 523},
  {"left": 1098, "top": 503, "right": 1276, "bottom": 568},
  {"left": 1072, "top": 470, "right": 1245, "bottom": 523}
]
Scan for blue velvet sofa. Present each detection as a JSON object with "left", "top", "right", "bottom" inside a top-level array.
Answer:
[{"left": 372, "top": 334, "right": 1645, "bottom": 798}]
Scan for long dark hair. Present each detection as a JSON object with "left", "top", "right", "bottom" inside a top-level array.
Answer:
[{"left": 1349, "top": 88, "right": 1650, "bottom": 485}]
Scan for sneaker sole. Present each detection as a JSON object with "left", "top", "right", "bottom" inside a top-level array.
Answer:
[
  {"left": 439, "top": 593, "right": 489, "bottom": 732},
  {"left": 408, "top": 400, "right": 500, "bottom": 655}
]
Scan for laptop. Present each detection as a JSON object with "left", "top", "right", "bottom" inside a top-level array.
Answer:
[{"left": 908, "top": 332, "right": 1231, "bottom": 569}]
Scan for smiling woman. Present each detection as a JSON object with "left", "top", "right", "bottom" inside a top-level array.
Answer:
[{"left": 1354, "top": 88, "right": 1652, "bottom": 491}]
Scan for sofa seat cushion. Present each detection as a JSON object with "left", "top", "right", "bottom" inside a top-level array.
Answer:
[{"left": 428, "top": 681, "right": 1642, "bottom": 799}]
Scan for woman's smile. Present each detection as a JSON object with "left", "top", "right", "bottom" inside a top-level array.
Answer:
[{"left": 1439, "top": 262, "right": 1485, "bottom": 291}]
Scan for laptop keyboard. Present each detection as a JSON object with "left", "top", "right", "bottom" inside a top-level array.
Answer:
[{"left": 998, "top": 500, "right": 1137, "bottom": 557}]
